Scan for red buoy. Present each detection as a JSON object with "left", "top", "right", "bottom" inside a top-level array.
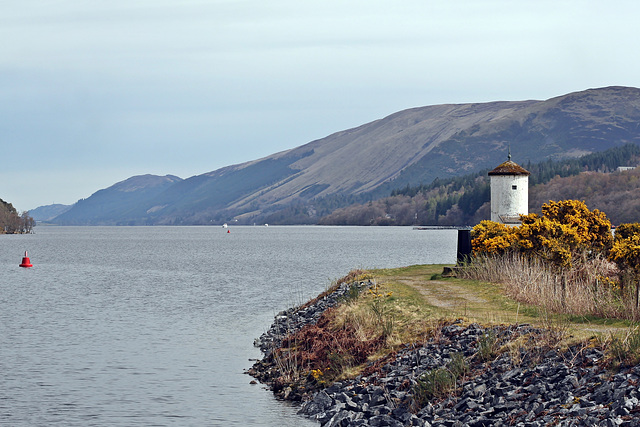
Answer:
[
  {"left": 227, "top": 229, "right": 230, "bottom": 233},
  {"left": 19, "top": 251, "right": 33, "bottom": 268}
]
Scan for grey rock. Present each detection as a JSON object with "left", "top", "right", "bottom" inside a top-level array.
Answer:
[
  {"left": 253, "top": 296, "right": 640, "bottom": 427},
  {"left": 325, "top": 409, "right": 353, "bottom": 427},
  {"left": 473, "top": 383, "right": 487, "bottom": 397},
  {"left": 314, "top": 390, "right": 334, "bottom": 410}
]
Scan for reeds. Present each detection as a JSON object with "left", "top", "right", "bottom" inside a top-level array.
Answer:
[{"left": 459, "top": 252, "right": 634, "bottom": 320}]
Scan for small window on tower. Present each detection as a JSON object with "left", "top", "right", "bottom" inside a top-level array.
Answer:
[{"left": 512, "top": 185, "right": 517, "bottom": 190}]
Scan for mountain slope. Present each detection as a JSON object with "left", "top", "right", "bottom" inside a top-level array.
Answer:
[
  {"left": 51, "top": 86, "right": 640, "bottom": 225},
  {"left": 371, "top": 86, "right": 640, "bottom": 195},
  {"left": 240, "top": 100, "right": 537, "bottom": 200},
  {"left": 316, "top": 144, "right": 640, "bottom": 226},
  {"left": 29, "top": 204, "right": 71, "bottom": 222},
  {"left": 53, "top": 174, "right": 183, "bottom": 225}
]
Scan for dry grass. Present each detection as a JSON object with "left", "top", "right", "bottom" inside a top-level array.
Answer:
[
  {"left": 458, "top": 252, "right": 633, "bottom": 320},
  {"left": 301, "top": 269, "right": 373, "bottom": 309},
  {"left": 328, "top": 279, "right": 436, "bottom": 366},
  {"left": 272, "top": 272, "right": 447, "bottom": 384},
  {"left": 268, "top": 262, "right": 636, "bottom": 393},
  {"left": 599, "top": 325, "right": 640, "bottom": 368}
]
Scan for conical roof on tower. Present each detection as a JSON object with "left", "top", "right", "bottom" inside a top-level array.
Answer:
[{"left": 488, "top": 160, "right": 530, "bottom": 176}]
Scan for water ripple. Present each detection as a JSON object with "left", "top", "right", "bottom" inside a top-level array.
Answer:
[{"left": 0, "top": 226, "right": 455, "bottom": 426}]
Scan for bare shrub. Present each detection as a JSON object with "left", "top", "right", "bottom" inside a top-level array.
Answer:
[{"left": 280, "top": 307, "right": 384, "bottom": 381}]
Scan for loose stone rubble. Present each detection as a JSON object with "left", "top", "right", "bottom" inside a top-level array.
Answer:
[
  {"left": 250, "top": 282, "right": 640, "bottom": 426},
  {"left": 253, "top": 280, "right": 370, "bottom": 357}
]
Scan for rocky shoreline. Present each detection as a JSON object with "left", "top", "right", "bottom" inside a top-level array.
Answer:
[{"left": 249, "top": 280, "right": 640, "bottom": 426}]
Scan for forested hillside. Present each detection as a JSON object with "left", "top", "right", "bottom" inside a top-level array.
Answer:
[
  {"left": 318, "top": 144, "right": 640, "bottom": 226},
  {"left": 0, "top": 199, "right": 34, "bottom": 233},
  {"left": 529, "top": 167, "right": 640, "bottom": 224}
]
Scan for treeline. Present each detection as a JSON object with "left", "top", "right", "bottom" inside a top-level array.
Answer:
[
  {"left": 0, "top": 199, "right": 35, "bottom": 234},
  {"left": 529, "top": 166, "right": 640, "bottom": 225},
  {"left": 317, "top": 179, "right": 489, "bottom": 226},
  {"left": 318, "top": 144, "right": 640, "bottom": 226},
  {"left": 526, "top": 143, "right": 640, "bottom": 185}
]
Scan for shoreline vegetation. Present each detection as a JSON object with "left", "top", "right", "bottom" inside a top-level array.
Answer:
[
  {"left": 0, "top": 198, "right": 34, "bottom": 234},
  {"left": 249, "top": 200, "right": 640, "bottom": 426}
]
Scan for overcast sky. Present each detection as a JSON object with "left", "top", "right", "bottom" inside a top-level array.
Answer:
[{"left": 2, "top": 1, "right": 640, "bottom": 211}]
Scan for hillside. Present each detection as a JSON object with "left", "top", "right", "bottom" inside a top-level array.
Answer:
[
  {"left": 49, "top": 86, "right": 640, "bottom": 225},
  {"left": 53, "top": 174, "right": 183, "bottom": 225},
  {"left": 529, "top": 167, "right": 640, "bottom": 224},
  {"left": 318, "top": 144, "right": 640, "bottom": 226},
  {"left": 0, "top": 198, "right": 34, "bottom": 233},
  {"left": 29, "top": 204, "right": 71, "bottom": 222}
]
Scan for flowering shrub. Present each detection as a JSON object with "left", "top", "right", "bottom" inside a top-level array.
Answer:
[
  {"left": 472, "top": 200, "right": 613, "bottom": 269},
  {"left": 310, "top": 368, "right": 330, "bottom": 385},
  {"left": 609, "top": 223, "right": 640, "bottom": 309},
  {"left": 516, "top": 214, "right": 580, "bottom": 268},
  {"left": 537, "top": 200, "right": 613, "bottom": 253},
  {"left": 471, "top": 220, "right": 517, "bottom": 255}
]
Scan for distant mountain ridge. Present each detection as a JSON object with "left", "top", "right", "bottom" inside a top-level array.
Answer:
[
  {"left": 52, "top": 174, "right": 182, "bottom": 225},
  {"left": 46, "top": 86, "right": 640, "bottom": 225},
  {"left": 29, "top": 204, "right": 71, "bottom": 222}
]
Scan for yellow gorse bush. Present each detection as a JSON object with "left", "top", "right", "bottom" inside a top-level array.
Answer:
[
  {"left": 610, "top": 233, "right": 640, "bottom": 266},
  {"left": 538, "top": 200, "right": 613, "bottom": 252},
  {"left": 310, "top": 367, "right": 331, "bottom": 385},
  {"left": 517, "top": 214, "right": 581, "bottom": 267},
  {"left": 472, "top": 200, "right": 613, "bottom": 268},
  {"left": 597, "top": 275, "right": 621, "bottom": 293},
  {"left": 471, "top": 220, "right": 517, "bottom": 255}
]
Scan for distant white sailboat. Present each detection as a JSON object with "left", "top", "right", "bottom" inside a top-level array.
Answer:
[{"left": 222, "top": 223, "right": 228, "bottom": 228}]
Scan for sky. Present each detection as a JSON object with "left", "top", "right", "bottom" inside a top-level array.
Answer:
[{"left": 2, "top": 1, "right": 640, "bottom": 211}]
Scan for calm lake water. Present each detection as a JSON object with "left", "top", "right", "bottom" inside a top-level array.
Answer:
[{"left": 0, "top": 226, "right": 456, "bottom": 426}]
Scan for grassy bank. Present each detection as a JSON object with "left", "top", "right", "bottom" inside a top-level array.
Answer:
[
  {"left": 269, "top": 263, "right": 638, "bottom": 394},
  {"left": 375, "top": 264, "right": 631, "bottom": 335}
]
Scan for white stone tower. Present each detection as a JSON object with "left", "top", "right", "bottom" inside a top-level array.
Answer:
[{"left": 488, "top": 152, "right": 530, "bottom": 224}]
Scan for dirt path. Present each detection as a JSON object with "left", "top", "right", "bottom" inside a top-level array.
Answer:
[
  {"left": 413, "top": 280, "right": 489, "bottom": 307},
  {"left": 391, "top": 274, "right": 497, "bottom": 316},
  {"left": 382, "top": 267, "right": 628, "bottom": 338}
]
